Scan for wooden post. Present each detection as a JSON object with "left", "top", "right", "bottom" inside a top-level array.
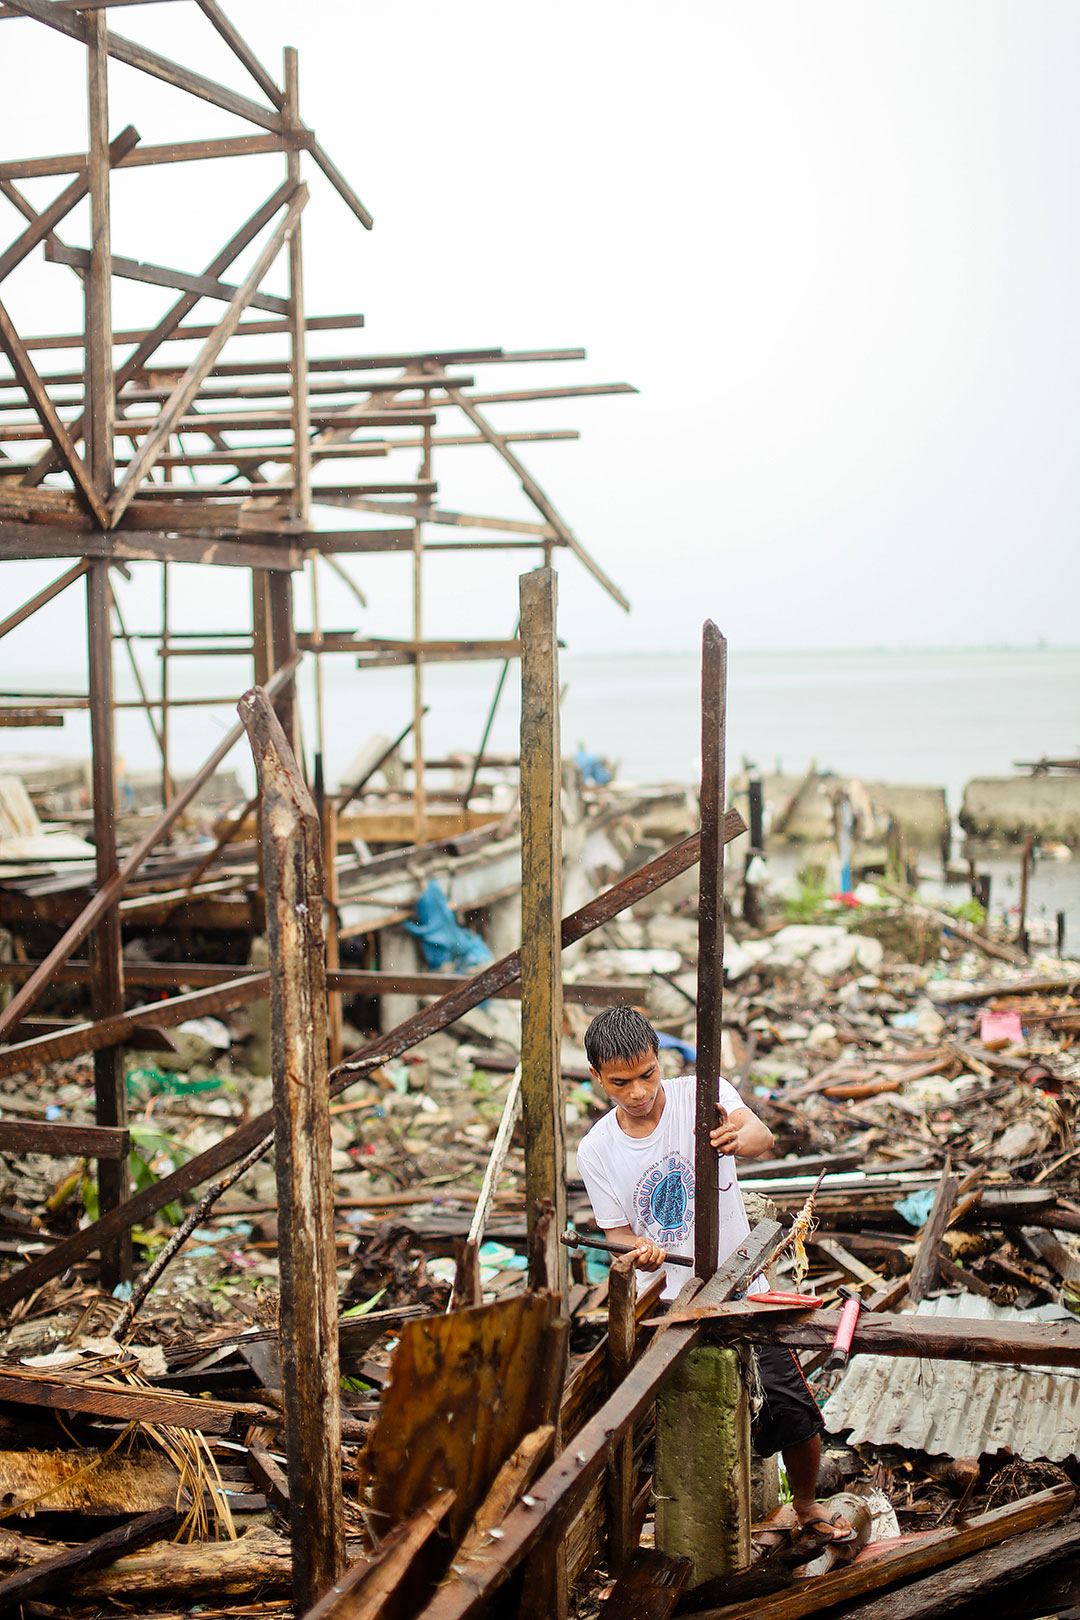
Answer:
[
  {"left": 84, "top": 15, "right": 128, "bottom": 1289},
  {"left": 695, "top": 623, "right": 727, "bottom": 1280},
  {"left": 160, "top": 564, "right": 173, "bottom": 808},
  {"left": 238, "top": 687, "right": 344, "bottom": 1609},
  {"left": 519, "top": 567, "right": 567, "bottom": 1302},
  {"left": 606, "top": 1255, "right": 637, "bottom": 1574},
  {"left": 1018, "top": 832, "right": 1033, "bottom": 948},
  {"left": 412, "top": 423, "right": 432, "bottom": 845},
  {"left": 85, "top": 8, "right": 114, "bottom": 498},
  {"left": 323, "top": 796, "right": 343, "bottom": 1067},
  {"left": 87, "top": 565, "right": 130, "bottom": 1290}
]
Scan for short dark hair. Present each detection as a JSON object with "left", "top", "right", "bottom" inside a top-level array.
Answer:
[{"left": 584, "top": 1006, "right": 659, "bottom": 1070}]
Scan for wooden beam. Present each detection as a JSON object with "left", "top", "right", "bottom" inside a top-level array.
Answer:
[
  {"left": 0, "top": 301, "right": 107, "bottom": 525},
  {"left": 0, "top": 524, "right": 301, "bottom": 570},
  {"left": 19, "top": 177, "right": 298, "bottom": 488},
  {"left": 0, "top": 126, "right": 139, "bottom": 283},
  {"left": 283, "top": 46, "right": 310, "bottom": 527},
  {"left": 519, "top": 568, "right": 567, "bottom": 1299},
  {"left": 0, "top": 558, "right": 88, "bottom": 639},
  {"left": 196, "top": 0, "right": 285, "bottom": 109},
  {"left": 46, "top": 238, "right": 292, "bottom": 316},
  {"left": 695, "top": 622, "right": 727, "bottom": 1278},
  {"left": 0, "top": 1118, "right": 128, "bottom": 1158},
  {"left": 0, "top": 1506, "right": 179, "bottom": 1610},
  {"left": 0, "top": 1366, "right": 273, "bottom": 1434},
  {"left": 240, "top": 686, "right": 344, "bottom": 1606},
  {"left": 12, "top": 311, "right": 364, "bottom": 351},
  {"left": 84, "top": 7, "right": 114, "bottom": 497},
  {"left": 0, "top": 659, "right": 298, "bottom": 1043},
  {"left": 0, "top": 132, "right": 307, "bottom": 181},
  {"left": 2, "top": 0, "right": 288, "bottom": 134},
  {"left": 695, "top": 1304, "right": 1080, "bottom": 1368},
  {"left": 445, "top": 387, "right": 629, "bottom": 610},
  {"left": 109, "top": 186, "right": 307, "bottom": 526},
  {"left": 0, "top": 974, "right": 269, "bottom": 1077}
]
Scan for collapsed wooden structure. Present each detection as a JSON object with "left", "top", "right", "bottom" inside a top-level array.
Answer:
[
  {"left": 1, "top": 9, "right": 1079, "bottom": 1620},
  {"left": 0, "top": 0, "right": 635, "bottom": 1285}
]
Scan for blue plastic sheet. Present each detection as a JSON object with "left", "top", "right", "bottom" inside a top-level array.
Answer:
[
  {"left": 894, "top": 1187, "right": 936, "bottom": 1227},
  {"left": 657, "top": 1032, "right": 696, "bottom": 1064},
  {"left": 574, "top": 748, "right": 612, "bottom": 786},
  {"left": 405, "top": 880, "right": 493, "bottom": 972}
]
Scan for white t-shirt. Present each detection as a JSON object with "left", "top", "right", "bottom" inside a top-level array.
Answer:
[{"left": 576, "top": 1075, "right": 758, "bottom": 1300}]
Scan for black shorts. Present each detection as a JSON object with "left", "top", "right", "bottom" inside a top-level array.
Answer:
[{"left": 751, "top": 1344, "right": 825, "bottom": 1458}]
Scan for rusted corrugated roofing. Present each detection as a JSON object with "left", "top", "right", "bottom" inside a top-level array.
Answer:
[{"left": 822, "top": 1292, "right": 1080, "bottom": 1463}]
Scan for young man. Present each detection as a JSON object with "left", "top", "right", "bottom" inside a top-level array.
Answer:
[{"left": 576, "top": 1005, "right": 851, "bottom": 1540}]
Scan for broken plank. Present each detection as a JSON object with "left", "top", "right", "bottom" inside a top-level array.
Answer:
[
  {"left": 246, "top": 1441, "right": 289, "bottom": 1513},
  {"left": 817, "top": 1512, "right": 1080, "bottom": 1620},
  {"left": 0, "top": 1370, "right": 275, "bottom": 1434},
  {"left": 416, "top": 1220, "right": 784, "bottom": 1620},
  {"left": 300, "top": 1493, "right": 454, "bottom": 1620},
  {"left": 695, "top": 1305, "right": 1080, "bottom": 1367},
  {"left": 0, "top": 1119, "right": 128, "bottom": 1159},
  {"left": 0, "top": 1505, "right": 178, "bottom": 1611},
  {"left": 677, "top": 1485, "right": 1075, "bottom": 1620},
  {"left": 907, "top": 1157, "right": 957, "bottom": 1304},
  {"left": 600, "top": 1548, "right": 693, "bottom": 1620}
]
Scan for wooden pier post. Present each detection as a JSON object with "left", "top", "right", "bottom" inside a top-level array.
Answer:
[
  {"left": 239, "top": 687, "right": 344, "bottom": 1609},
  {"left": 695, "top": 621, "right": 727, "bottom": 1280},
  {"left": 518, "top": 567, "right": 568, "bottom": 1302}
]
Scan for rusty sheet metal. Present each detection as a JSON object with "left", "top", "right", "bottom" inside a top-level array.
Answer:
[{"left": 822, "top": 1291, "right": 1080, "bottom": 1463}]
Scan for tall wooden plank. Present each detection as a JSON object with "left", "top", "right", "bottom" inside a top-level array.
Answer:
[
  {"left": 606, "top": 1255, "right": 638, "bottom": 1573},
  {"left": 85, "top": 8, "right": 114, "bottom": 499},
  {"left": 519, "top": 567, "right": 567, "bottom": 1299},
  {"left": 239, "top": 686, "right": 344, "bottom": 1610},
  {"left": 86, "top": 563, "right": 129, "bottom": 1287},
  {"left": 283, "top": 48, "right": 310, "bottom": 526},
  {"left": 412, "top": 421, "right": 432, "bottom": 844},
  {"left": 84, "top": 12, "right": 123, "bottom": 1285},
  {"left": 694, "top": 623, "right": 727, "bottom": 1279}
]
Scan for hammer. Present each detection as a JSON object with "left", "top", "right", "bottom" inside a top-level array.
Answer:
[{"left": 825, "top": 1284, "right": 868, "bottom": 1372}]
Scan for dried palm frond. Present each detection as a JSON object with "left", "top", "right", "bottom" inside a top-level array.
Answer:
[{"left": 779, "top": 1169, "right": 826, "bottom": 1290}]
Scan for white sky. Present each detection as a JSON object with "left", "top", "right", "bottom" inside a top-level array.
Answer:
[{"left": 1, "top": 0, "right": 1078, "bottom": 659}]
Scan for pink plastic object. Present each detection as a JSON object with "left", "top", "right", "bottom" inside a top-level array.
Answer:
[
  {"left": 980, "top": 1010, "right": 1023, "bottom": 1049},
  {"left": 826, "top": 1293, "right": 864, "bottom": 1370}
]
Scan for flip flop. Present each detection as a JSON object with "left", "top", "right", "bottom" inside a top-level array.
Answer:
[{"left": 799, "top": 1512, "right": 858, "bottom": 1544}]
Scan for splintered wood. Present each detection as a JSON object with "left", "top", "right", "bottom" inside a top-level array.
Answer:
[{"left": 363, "top": 1294, "right": 566, "bottom": 1548}]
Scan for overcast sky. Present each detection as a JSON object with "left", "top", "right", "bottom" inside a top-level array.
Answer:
[{"left": 2, "top": 0, "right": 1079, "bottom": 659}]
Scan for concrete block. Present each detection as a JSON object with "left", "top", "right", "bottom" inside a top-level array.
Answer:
[{"left": 656, "top": 1344, "right": 751, "bottom": 1585}]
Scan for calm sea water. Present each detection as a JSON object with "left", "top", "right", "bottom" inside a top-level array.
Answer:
[
  {"left": 4, "top": 642, "right": 1078, "bottom": 938},
  {"left": 6, "top": 644, "right": 1078, "bottom": 819}
]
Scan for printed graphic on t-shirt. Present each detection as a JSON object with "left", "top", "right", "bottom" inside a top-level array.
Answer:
[{"left": 635, "top": 1152, "right": 695, "bottom": 1243}]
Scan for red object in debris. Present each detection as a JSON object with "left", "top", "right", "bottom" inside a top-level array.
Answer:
[
  {"left": 748, "top": 1292, "right": 824, "bottom": 1309},
  {"left": 1020, "top": 1061, "right": 1064, "bottom": 1095}
]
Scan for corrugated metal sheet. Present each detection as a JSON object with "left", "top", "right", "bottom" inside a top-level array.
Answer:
[{"left": 821, "top": 1292, "right": 1080, "bottom": 1463}]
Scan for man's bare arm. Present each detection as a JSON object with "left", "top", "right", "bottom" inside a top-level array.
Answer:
[{"left": 710, "top": 1104, "right": 773, "bottom": 1160}]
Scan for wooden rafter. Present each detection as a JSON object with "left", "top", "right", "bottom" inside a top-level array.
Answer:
[{"left": 108, "top": 184, "right": 308, "bottom": 525}]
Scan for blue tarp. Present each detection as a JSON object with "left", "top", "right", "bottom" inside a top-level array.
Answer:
[
  {"left": 575, "top": 748, "right": 612, "bottom": 786},
  {"left": 657, "top": 1032, "right": 697, "bottom": 1064},
  {"left": 405, "top": 880, "right": 493, "bottom": 972}
]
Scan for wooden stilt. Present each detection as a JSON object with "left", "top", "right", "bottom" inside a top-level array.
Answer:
[
  {"left": 239, "top": 685, "right": 344, "bottom": 1609},
  {"left": 695, "top": 621, "right": 727, "bottom": 1280},
  {"left": 519, "top": 567, "right": 567, "bottom": 1302}
]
